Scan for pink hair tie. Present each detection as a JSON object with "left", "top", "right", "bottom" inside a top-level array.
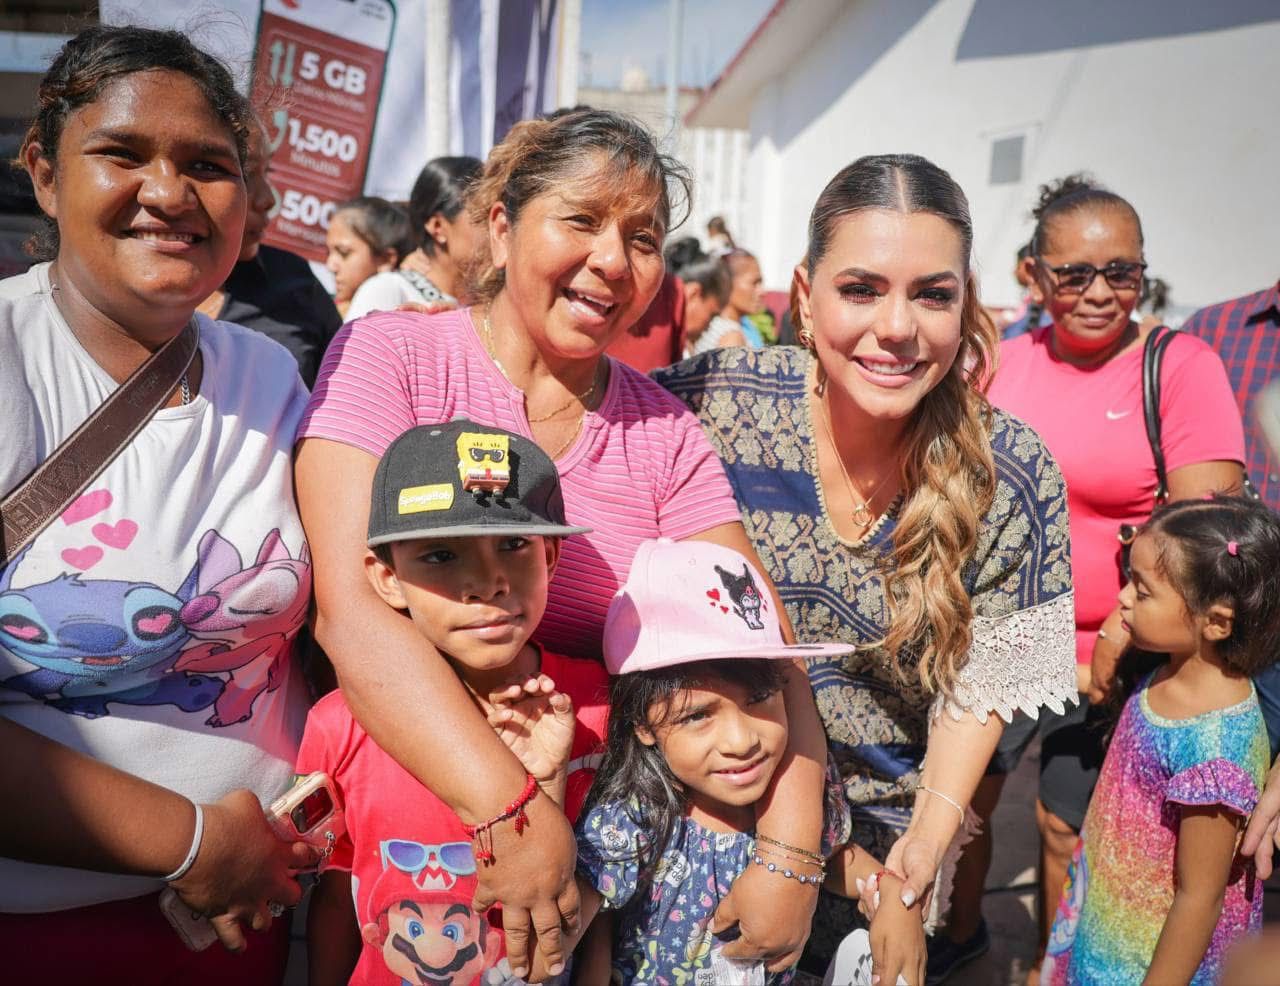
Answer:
[{"left": 1227, "top": 541, "right": 1239, "bottom": 556}]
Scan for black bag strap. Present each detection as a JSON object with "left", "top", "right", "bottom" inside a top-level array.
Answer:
[
  {"left": 1, "top": 318, "right": 200, "bottom": 566},
  {"left": 1142, "top": 324, "right": 1177, "bottom": 505}
]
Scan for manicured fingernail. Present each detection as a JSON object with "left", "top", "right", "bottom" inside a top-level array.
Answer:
[
  {"left": 855, "top": 878, "right": 865, "bottom": 895},
  {"left": 871, "top": 976, "right": 881, "bottom": 985},
  {"left": 512, "top": 968, "right": 528, "bottom": 979},
  {"left": 873, "top": 890, "right": 880, "bottom": 908},
  {"left": 901, "top": 888, "right": 916, "bottom": 907},
  {"left": 549, "top": 963, "right": 565, "bottom": 976}
]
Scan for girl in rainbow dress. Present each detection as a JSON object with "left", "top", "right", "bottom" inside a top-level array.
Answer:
[{"left": 1042, "top": 496, "right": 1280, "bottom": 984}]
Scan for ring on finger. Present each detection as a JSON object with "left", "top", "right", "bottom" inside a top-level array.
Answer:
[{"left": 268, "top": 901, "right": 285, "bottom": 918}]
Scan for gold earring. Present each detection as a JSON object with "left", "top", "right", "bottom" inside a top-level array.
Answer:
[{"left": 798, "top": 329, "right": 815, "bottom": 352}]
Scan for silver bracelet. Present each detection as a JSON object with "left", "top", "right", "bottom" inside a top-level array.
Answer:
[
  {"left": 916, "top": 784, "right": 966, "bottom": 827},
  {"left": 163, "top": 802, "right": 205, "bottom": 882}
]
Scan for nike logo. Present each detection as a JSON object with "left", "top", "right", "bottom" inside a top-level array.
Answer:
[{"left": 1105, "top": 409, "right": 1132, "bottom": 420}]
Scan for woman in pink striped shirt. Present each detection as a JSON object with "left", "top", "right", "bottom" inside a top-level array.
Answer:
[{"left": 294, "top": 109, "right": 830, "bottom": 977}]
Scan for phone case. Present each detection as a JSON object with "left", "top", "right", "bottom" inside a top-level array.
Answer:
[
  {"left": 159, "top": 887, "right": 218, "bottom": 952},
  {"left": 267, "top": 771, "right": 345, "bottom": 859}
]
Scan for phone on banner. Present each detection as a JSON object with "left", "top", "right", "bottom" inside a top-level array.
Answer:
[{"left": 252, "top": 0, "right": 396, "bottom": 262}]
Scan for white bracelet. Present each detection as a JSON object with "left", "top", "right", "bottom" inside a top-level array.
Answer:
[
  {"left": 916, "top": 784, "right": 966, "bottom": 827},
  {"left": 163, "top": 802, "right": 205, "bottom": 882}
]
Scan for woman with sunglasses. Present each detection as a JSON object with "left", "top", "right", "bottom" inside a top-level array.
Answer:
[{"left": 941, "top": 175, "right": 1245, "bottom": 984}]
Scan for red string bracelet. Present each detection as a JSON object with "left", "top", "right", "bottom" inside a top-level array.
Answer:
[{"left": 462, "top": 773, "right": 538, "bottom": 864}]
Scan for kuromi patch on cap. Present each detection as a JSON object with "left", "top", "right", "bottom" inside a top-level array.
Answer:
[{"left": 603, "top": 539, "right": 854, "bottom": 674}]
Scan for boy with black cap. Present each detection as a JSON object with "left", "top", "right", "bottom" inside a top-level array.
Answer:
[{"left": 297, "top": 420, "right": 607, "bottom": 985}]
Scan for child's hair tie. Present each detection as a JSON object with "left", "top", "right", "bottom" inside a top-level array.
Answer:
[{"left": 1227, "top": 540, "right": 1239, "bottom": 556}]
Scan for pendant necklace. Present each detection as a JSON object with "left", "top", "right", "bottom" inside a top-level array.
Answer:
[
  {"left": 818, "top": 389, "right": 897, "bottom": 529},
  {"left": 482, "top": 309, "right": 598, "bottom": 457}
]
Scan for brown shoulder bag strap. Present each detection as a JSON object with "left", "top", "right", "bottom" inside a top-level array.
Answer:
[{"left": 0, "top": 318, "right": 200, "bottom": 566}]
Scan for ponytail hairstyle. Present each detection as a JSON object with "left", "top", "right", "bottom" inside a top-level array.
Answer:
[
  {"left": 1106, "top": 496, "right": 1280, "bottom": 724},
  {"left": 804, "top": 154, "right": 998, "bottom": 697},
  {"left": 583, "top": 659, "right": 787, "bottom": 898},
  {"left": 332, "top": 196, "right": 415, "bottom": 266},
  {"left": 466, "top": 108, "right": 692, "bottom": 303},
  {"left": 20, "top": 24, "right": 252, "bottom": 261},
  {"left": 665, "top": 236, "right": 730, "bottom": 307},
  {"left": 1028, "top": 172, "right": 1143, "bottom": 257},
  {"left": 408, "top": 155, "right": 482, "bottom": 255},
  {"left": 1142, "top": 497, "right": 1280, "bottom": 675}
]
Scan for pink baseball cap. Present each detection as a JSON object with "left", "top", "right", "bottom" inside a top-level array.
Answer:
[{"left": 603, "top": 539, "right": 855, "bottom": 674}]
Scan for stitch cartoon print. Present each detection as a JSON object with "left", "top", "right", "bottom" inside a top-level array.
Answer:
[
  {"left": 175, "top": 529, "right": 312, "bottom": 727},
  {"left": 0, "top": 547, "right": 224, "bottom": 719},
  {"left": 0, "top": 526, "right": 310, "bottom": 727}
]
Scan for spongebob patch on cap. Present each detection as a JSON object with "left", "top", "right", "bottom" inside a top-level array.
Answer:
[
  {"left": 398, "top": 484, "right": 455, "bottom": 514},
  {"left": 457, "top": 432, "right": 510, "bottom": 493}
]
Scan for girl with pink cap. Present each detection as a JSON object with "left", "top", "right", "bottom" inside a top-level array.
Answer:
[{"left": 528, "top": 538, "right": 926, "bottom": 985}]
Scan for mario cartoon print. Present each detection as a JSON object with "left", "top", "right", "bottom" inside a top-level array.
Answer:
[
  {"left": 360, "top": 839, "right": 528, "bottom": 985},
  {"left": 456, "top": 433, "right": 511, "bottom": 493}
]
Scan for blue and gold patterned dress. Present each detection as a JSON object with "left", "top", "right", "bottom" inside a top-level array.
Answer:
[{"left": 657, "top": 346, "right": 1077, "bottom": 961}]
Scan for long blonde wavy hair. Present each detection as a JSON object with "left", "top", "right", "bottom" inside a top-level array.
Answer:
[{"left": 805, "top": 155, "right": 999, "bottom": 697}]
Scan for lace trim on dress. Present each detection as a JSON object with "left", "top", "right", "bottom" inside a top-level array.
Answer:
[{"left": 933, "top": 591, "right": 1079, "bottom": 725}]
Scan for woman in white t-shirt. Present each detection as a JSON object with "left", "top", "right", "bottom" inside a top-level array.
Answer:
[
  {"left": 345, "top": 155, "right": 484, "bottom": 320},
  {"left": 0, "top": 26, "right": 313, "bottom": 982}
]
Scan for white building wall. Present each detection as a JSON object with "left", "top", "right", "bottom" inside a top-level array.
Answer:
[
  {"left": 678, "top": 127, "right": 751, "bottom": 250},
  {"left": 741, "top": 0, "right": 1280, "bottom": 313}
]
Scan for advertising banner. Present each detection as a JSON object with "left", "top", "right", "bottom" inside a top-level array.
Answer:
[
  {"left": 100, "top": 0, "right": 568, "bottom": 267},
  {"left": 251, "top": 0, "right": 395, "bottom": 260}
]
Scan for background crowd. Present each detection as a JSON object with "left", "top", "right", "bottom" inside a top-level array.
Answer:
[{"left": 3, "top": 21, "right": 1280, "bottom": 986}]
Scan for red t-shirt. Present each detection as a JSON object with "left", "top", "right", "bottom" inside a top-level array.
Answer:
[
  {"left": 296, "top": 649, "right": 609, "bottom": 985},
  {"left": 605, "top": 273, "right": 687, "bottom": 373},
  {"left": 989, "top": 327, "right": 1245, "bottom": 664}
]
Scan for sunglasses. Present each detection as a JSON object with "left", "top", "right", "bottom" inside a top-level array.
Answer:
[
  {"left": 380, "top": 839, "right": 476, "bottom": 888},
  {"left": 1036, "top": 259, "right": 1147, "bottom": 295}
]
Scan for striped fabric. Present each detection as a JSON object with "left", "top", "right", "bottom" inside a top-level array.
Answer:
[
  {"left": 297, "top": 308, "right": 743, "bottom": 660},
  {"left": 1183, "top": 282, "right": 1280, "bottom": 510}
]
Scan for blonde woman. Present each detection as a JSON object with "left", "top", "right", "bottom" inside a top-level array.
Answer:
[{"left": 658, "top": 154, "right": 1077, "bottom": 983}]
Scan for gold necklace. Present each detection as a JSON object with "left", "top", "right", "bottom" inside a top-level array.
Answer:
[
  {"left": 818, "top": 389, "right": 898, "bottom": 529},
  {"left": 481, "top": 311, "right": 598, "bottom": 422}
]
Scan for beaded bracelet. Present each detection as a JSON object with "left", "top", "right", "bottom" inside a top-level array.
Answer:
[
  {"left": 755, "top": 833, "right": 824, "bottom": 865},
  {"left": 462, "top": 773, "right": 538, "bottom": 864},
  {"left": 751, "top": 851, "right": 825, "bottom": 886}
]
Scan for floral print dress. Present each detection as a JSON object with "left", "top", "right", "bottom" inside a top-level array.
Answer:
[
  {"left": 576, "top": 759, "right": 851, "bottom": 984},
  {"left": 657, "top": 347, "right": 1078, "bottom": 961}
]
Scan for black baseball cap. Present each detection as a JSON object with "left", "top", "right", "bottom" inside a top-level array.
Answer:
[{"left": 367, "top": 420, "right": 592, "bottom": 547}]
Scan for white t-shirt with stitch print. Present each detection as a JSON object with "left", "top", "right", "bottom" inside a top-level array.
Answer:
[{"left": 0, "top": 263, "right": 311, "bottom": 911}]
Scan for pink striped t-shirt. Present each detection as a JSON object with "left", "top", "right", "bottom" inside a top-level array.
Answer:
[{"left": 297, "top": 308, "right": 743, "bottom": 659}]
